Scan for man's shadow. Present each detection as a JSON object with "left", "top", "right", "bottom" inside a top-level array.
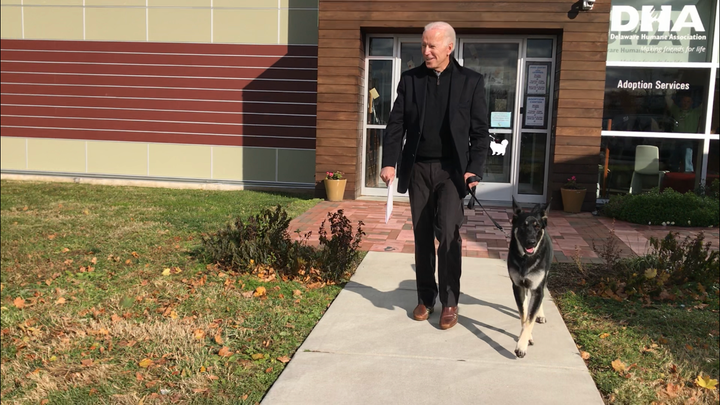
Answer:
[{"left": 344, "top": 267, "right": 519, "bottom": 360}]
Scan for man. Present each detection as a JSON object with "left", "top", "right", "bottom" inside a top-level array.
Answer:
[
  {"left": 666, "top": 90, "right": 702, "bottom": 172},
  {"left": 380, "top": 21, "right": 489, "bottom": 330}
]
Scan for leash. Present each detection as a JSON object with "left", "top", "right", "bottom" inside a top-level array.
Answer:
[{"left": 465, "top": 176, "right": 509, "bottom": 237}]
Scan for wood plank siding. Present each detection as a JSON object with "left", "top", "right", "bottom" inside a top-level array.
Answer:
[
  {"left": 316, "top": 0, "right": 610, "bottom": 207},
  {"left": 1, "top": 40, "right": 318, "bottom": 149}
]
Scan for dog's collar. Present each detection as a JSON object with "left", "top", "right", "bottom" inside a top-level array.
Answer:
[{"left": 513, "top": 228, "right": 544, "bottom": 257}]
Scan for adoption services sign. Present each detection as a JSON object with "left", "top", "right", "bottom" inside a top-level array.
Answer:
[{"left": 607, "top": 0, "right": 714, "bottom": 63}]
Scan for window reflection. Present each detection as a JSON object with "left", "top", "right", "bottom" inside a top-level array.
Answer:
[
  {"left": 603, "top": 67, "right": 710, "bottom": 133},
  {"left": 367, "top": 60, "right": 393, "bottom": 125}
]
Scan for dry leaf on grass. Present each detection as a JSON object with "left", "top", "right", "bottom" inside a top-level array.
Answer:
[
  {"left": 193, "top": 329, "right": 205, "bottom": 340},
  {"left": 13, "top": 297, "right": 25, "bottom": 309},
  {"left": 665, "top": 382, "right": 681, "bottom": 397},
  {"left": 599, "top": 333, "right": 610, "bottom": 339},
  {"left": 277, "top": 356, "right": 291, "bottom": 363},
  {"left": 580, "top": 351, "right": 590, "bottom": 360},
  {"left": 218, "top": 347, "right": 233, "bottom": 357},
  {"left": 611, "top": 359, "right": 627, "bottom": 373},
  {"left": 81, "top": 359, "right": 94, "bottom": 367},
  {"left": 162, "top": 268, "right": 171, "bottom": 276},
  {"left": 241, "top": 291, "right": 254, "bottom": 298},
  {"left": 253, "top": 287, "right": 267, "bottom": 297},
  {"left": 138, "top": 358, "right": 154, "bottom": 368},
  {"left": 55, "top": 297, "right": 66, "bottom": 305},
  {"left": 293, "top": 290, "right": 302, "bottom": 296},
  {"left": 214, "top": 334, "right": 223, "bottom": 345},
  {"left": 696, "top": 374, "right": 718, "bottom": 390},
  {"left": 251, "top": 353, "right": 264, "bottom": 360}
]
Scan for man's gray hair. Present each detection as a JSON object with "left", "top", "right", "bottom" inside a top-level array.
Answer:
[{"left": 424, "top": 21, "right": 456, "bottom": 49}]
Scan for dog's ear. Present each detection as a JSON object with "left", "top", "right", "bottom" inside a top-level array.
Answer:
[
  {"left": 539, "top": 199, "right": 551, "bottom": 227},
  {"left": 512, "top": 196, "right": 522, "bottom": 218}
]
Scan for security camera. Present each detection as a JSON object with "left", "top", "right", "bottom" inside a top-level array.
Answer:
[{"left": 581, "top": 0, "right": 595, "bottom": 11}]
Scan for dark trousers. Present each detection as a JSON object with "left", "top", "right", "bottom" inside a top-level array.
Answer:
[{"left": 408, "top": 160, "right": 464, "bottom": 308}]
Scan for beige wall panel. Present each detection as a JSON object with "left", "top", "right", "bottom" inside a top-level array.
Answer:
[
  {"left": 149, "top": 0, "right": 209, "bottom": 7},
  {"left": 149, "top": 144, "right": 210, "bottom": 178},
  {"left": 280, "top": 0, "right": 318, "bottom": 8},
  {"left": 280, "top": 9, "right": 317, "bottom": 45},
  {"left": 213, "top": 146, "right": 277, "bottom": 182},
  {"left": 27, "top": 138, "right": 85, "bottom": 173},
  {"left": 213, "top": 9, "right": 277, "bottom": 44},
  {"left": 86, "top": 0, "right": 146, "bottom": 7},
  {"left": 1, "top": 137, "right": 27, "bottom": 170},
  {"left": 212, "top": 146, "right": 244, "bottom": 181},
  {"left": 277, "top": 149, "right": 314, "bottom": 183},
  {"left": 215, "top": 0, "right": 275, "bottom": 7},
  {"left": 24, "top": 6, "right": 83, "bottom": 40},
  {"left": 1, "top": 0, "right": 21, "bottom": 5},
  {"left": 86, "top": 8, "right": 146, "bottom": 41},
  {"left": 24, "top": 0, "right": 82, "bottom": 5},
  {"left": 87, "top": 141, "right": 147, "bottom": 176},
  {"left": 148, "top": 8, "right": 210, "bottom": 43},
  {"left": 242, "top": 148, "right": 276, "bottom": 181},
  {"left": 0, "top": 6, "right": 22, "bottom": 38}
]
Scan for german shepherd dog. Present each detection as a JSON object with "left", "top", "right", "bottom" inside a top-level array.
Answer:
[{"left": 508, "top": 198, "right": 552, "bottom": 358}]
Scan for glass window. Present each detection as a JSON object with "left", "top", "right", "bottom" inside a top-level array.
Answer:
[
  {"left": 369, "top": 38, "right": 393, "bottom": 56},
  {"left": 712, "top": 76, "right": 719, "bottom": 134},
  {"left": 599, "top": 136, "right": 702, "bottom": 196},
  {"left": 526, "top": 39, "right": 553, "bottom": 58},
  {"left": 367, "top": 60, "right": 393, "bottom": 125},
  {"left": 401, "top": 43, "right": 422, "bottom": 72},
  {"left": 365, "top": 128, "right": 386, "bottom": 188},
  {"left": 602, "top": 67, "right": 711, "bottom": 133},
  {"left": 607, "top": 0, "right": 716, "bottom": 63},
  {"left": 708, "top": 140, "right": 719, "bottom": 178},
  {"left": 518, "top": 133, "right": 547, "bottom": 195}
]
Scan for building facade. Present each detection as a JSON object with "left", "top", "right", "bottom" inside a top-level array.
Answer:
[{"left": 2, "top": 0, "right": 718, "bottom": 211}]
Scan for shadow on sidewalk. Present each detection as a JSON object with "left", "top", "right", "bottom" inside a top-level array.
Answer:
[{"left": 344, "top": 274, "right": 520, "bottom": 360}]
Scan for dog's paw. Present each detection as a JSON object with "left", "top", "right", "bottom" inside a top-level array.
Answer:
[
  {"left": 514, "top": 347, "right": 526, "bottom": 358},
  {"left": 528, "top": 337, "right": 534, "bottom": 346},
  {"left": 536, "top": 316, "right": 547, "bottom": 324}
]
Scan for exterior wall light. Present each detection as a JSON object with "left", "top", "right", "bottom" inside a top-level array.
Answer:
[{"left": 581, "top": 0, "right": 595, "bottom": 11}]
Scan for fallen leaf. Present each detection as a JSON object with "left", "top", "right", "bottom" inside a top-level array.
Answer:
[
  {"left": 599, "top": 333, "right": 610, "bottom": 339},
  {"left": 580, "top": 351, "right": 590, "bottom": 360},
  {"left": 293, "top": 289, "right": 302, "bottom": 296},
  {"left": 659, "top": 337, "right": 669, "bottom": 345},
  {"left": 666, "top": 382, "right": 681, "bottom": 398},
  {"left": 55, "top": 297, "right": 66, "bottom": 305},
  {"left": 40, "top": 400, "right": 49, "bottom": 405},
  {"left": 162, "top": 268, "right": 171, "bottom": 276},
  {"left": 669, "top": 364, "right": 678, "bottom": 374},
  {"left": 218, "top": 347, "right": 232, "bottom": 357},
  {"left": 169, "top": 311, "right": 178, "bottom": 319},
  {"left": 207, "top": 374, "right": 219, "bottom": 380},
  {"left": 277, "top": 356, "right": 291, "bottom": 363},
  {"left": 685, "top": 344, "right": 694, "bottom": 351},
  {"left": 214, "top": 334, "right": 223, "bottom": 345},
  {"left": 138, "top": 358, "right": 154, "bottom": 368},
  {"left": 13, "top": 297, "right": 25, "bottom": 309},
  {"left": 131, "top": 252, "right": 139, "bottom": 258},
  {"left": 241, "top": 291, "right": 254, "bottom": 298},
  {"left": 81, "top": 359, "right": 94, "bottom": 367},
  {"left": 48, "top": 234, "right": 56, "bottom": 240},
  {"left": 49, "top": 355, "right": 57, "bottom": 362},
  {"left": 644, "top": 268, "right": 657, "bottom": 279},
  {"left": 611, "top": 359, "right": 627, "bottom": 373},
  {"left": 193, "top": 329, "right": 205, "bottom": 340},
  {"left": 265, "top": 367, "right": 273, "bottom": 373},
  {"left": 696, "top": 374, "right": 718, "bottom": 390},
  {"left": 111, "top": 314, "right": 122, "bottom": 323},
  {"left": 253, "top": 287, "right": 267, "bottom": 297},
  {"left": 251, "top": 353, "right": 264, "bottom": 360},
  {"left": 199, "top": 366, "right": 206, "bottom": 373}
]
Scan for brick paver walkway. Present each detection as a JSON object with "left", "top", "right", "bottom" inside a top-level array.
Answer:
[{"left": 290, "top": 200, "right": 719, "bottom": 264}]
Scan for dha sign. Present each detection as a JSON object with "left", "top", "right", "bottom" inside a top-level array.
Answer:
[{"left": 610, "top": 5, "right": 705, "bottom": 32}]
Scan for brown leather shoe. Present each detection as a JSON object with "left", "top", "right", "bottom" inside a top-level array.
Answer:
[
  {"left": 439, "top": 306, "right": 458, "bottom": 330},
  {"left": 412, "top": 304, "right": 434, "bottom": 321}
]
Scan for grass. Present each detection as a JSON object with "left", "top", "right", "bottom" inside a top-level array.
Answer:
[
  {"left": 548, "top": 263, "right": 719, "bottom": 404},
  {"left": 0, "top": 180, "right": 360, "bottom": 404}
]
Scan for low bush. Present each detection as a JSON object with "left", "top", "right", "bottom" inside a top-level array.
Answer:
[
  {"left": 201, "top": 206, "right": 364, "bottom": 283},
  {"left": 602, "top": 187, "right": 719, "bottom": 227},
  {"left": 591, "top": 230, "right": 719, "bottom": 301}
]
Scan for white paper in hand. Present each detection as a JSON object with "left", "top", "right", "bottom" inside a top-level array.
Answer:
[{"left": 385, "top": 180, "right": 393, "bottom": 224}]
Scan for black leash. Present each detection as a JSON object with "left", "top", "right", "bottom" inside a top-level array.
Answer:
[{"left": 465, "top": 176, "right": 509, "bottom": 237}]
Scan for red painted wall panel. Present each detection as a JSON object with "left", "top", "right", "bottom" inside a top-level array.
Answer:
[{"left": 1, "top": 39, "right": 318, "bottom": 149}]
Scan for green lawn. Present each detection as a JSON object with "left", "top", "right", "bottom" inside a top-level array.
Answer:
[
  {"left": 549, "top": 263, "right": 719, "bottom": 405},
  {"left": 0, "top": 180, "right": 336, "bottom": 404}
]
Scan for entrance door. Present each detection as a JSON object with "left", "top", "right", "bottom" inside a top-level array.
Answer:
[{"left": 459, "top": 40, "right": 522, "bottom": 201}]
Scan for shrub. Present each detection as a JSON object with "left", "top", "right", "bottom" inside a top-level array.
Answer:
[
  {"left": 201, "top": 206, "right": 364, "bottom": 283},
  {"left": 592, "top": 231, "right": 719, "bottom": 300},
  {"left": 602, "top": 187, "right": 719, "bottom": 227}
]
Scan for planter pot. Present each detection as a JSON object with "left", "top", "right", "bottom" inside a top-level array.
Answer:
[
  {"left": 324, "top": 178, "right": 347, "bottom": 201},
  {"left": 561, "top": 188, "right": 586, "bottom": 213}
]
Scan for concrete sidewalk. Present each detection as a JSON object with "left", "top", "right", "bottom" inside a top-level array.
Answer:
[{"left": 262, "top": 252, "right": 604, "bottom": 405}]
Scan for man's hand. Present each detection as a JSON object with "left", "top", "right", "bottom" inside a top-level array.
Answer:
[
  {"left": 464, "top": 172, "right": 479, "bottom": 189},
  {"left": 380, "top": 166, "right": 395, "bottom": 185}
]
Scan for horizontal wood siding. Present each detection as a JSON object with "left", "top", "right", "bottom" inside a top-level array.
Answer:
[
  {"left": 1, "top": 39, "right": 318, "bottom": 149},
  {"left": 316, "top": 0, "right": 610, "bottom": 201}
]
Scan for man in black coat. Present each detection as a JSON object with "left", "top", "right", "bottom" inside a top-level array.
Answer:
[{"left": 380, "top": 21, "right": 489, "bottom": 330}]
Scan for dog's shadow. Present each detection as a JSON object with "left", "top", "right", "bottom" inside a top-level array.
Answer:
[{"left": 344, "top": 270, "right": 520, "bottom": 360}]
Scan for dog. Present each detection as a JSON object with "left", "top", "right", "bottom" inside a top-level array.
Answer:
[{"left": 508, "top": 197, "right": 553, "bottom": 358}]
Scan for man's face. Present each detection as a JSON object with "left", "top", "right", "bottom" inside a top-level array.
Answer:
[
  {"left": 680, "top": 96, "right": 693, "bottom": 110},
  {"left": 422, "top": 29, "right": 453, "bottom": 71}
]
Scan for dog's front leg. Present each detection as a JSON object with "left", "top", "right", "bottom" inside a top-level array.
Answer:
[
  {"left": 536, "top": 302, "right": 546, "bottom": 324},
  {"left": 515, "top": 289, "right": 543, "bottom": 358}
]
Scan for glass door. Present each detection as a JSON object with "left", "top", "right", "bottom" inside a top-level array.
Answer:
[{"left": 460, "top": 40, "right": 523, "bottom": 202}]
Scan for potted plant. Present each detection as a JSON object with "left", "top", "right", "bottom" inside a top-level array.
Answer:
[
  {"left": 324, "top": 170, "right": 346, "bottom": 201},
  {"left": 560, "top": 176, "right": 586, "bottom": 213}
]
